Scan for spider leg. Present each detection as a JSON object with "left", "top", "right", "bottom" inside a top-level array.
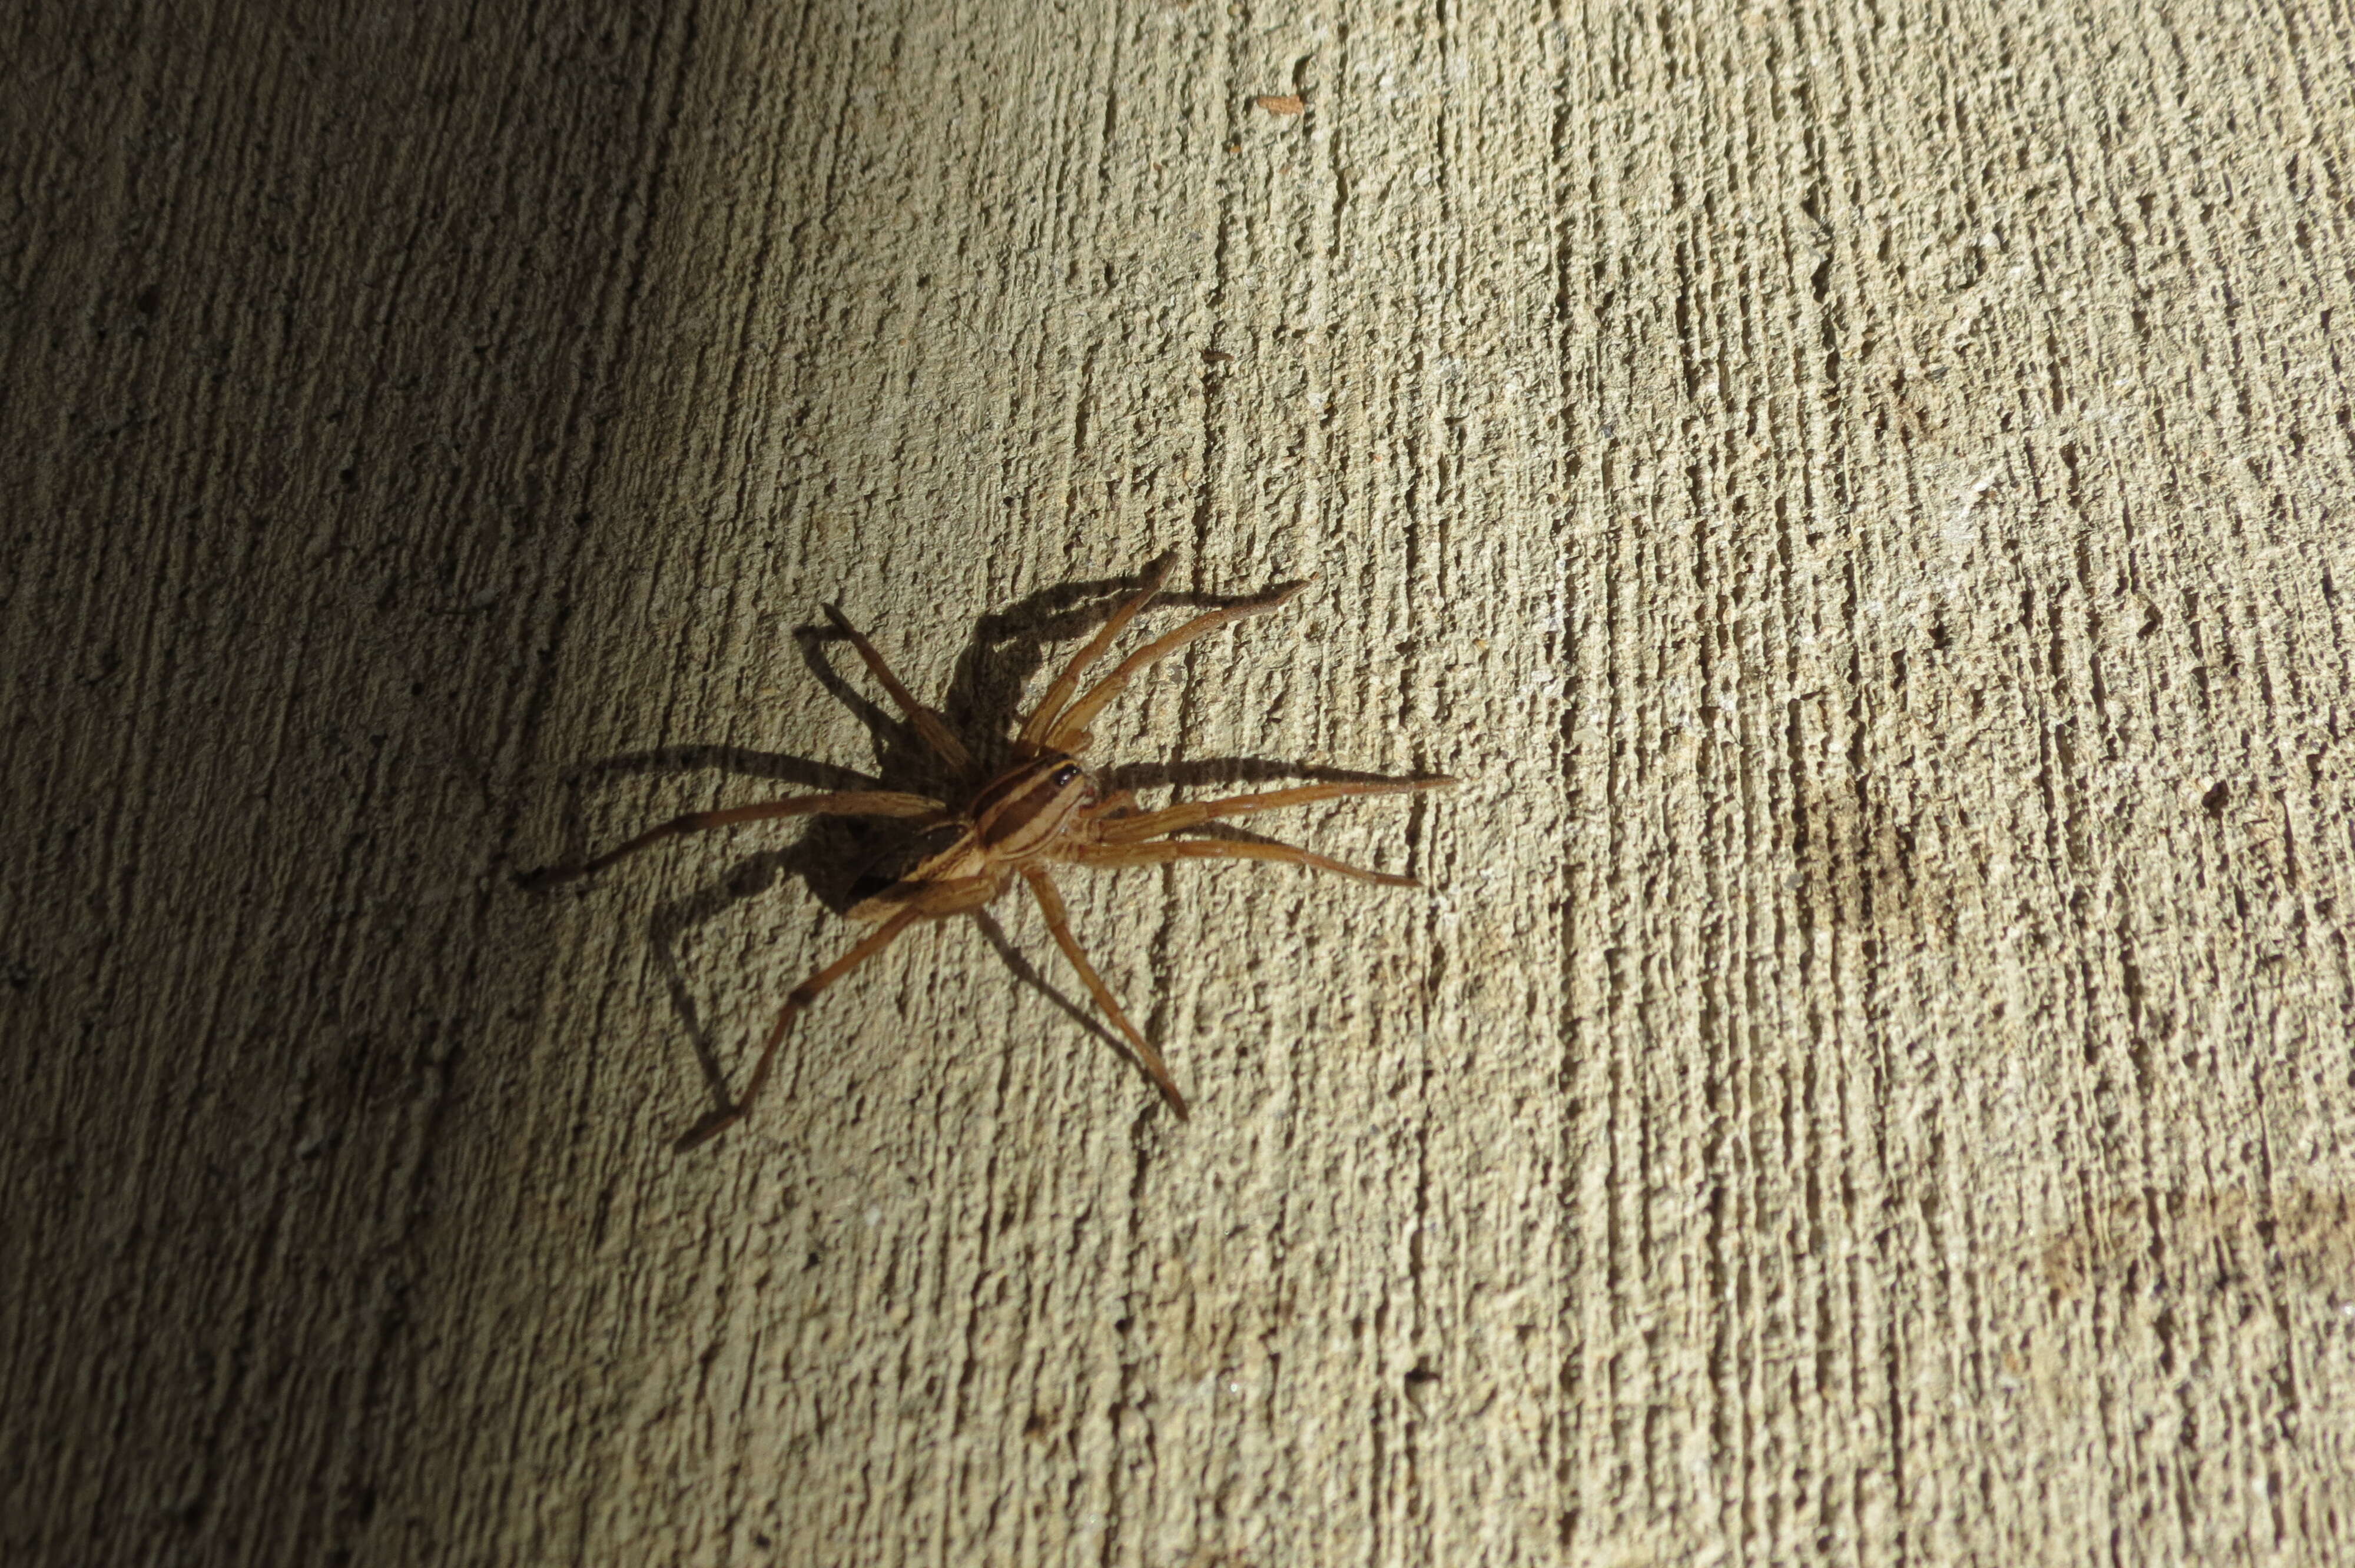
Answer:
[
  {"left": 1046, "top": 578, "right": 1311, "bottom": 754},
  {"left": 823, "top": 602, "right": 975, "bottom": 777},
  {"left": 1020, "top": 866, "right": 1189, "bottom": 1119},
  {"left": 1066, "top": 833, "right": 1421, "bottom": 887},
  {"left": 1089, "top": 776, "right": 1454, "bottom": 845},
  {"left": 526, "top": 790, "right": 944, "bottom": 885},
  {"left": 1015, "top": 553, "right": 1175, "bottom": 756},
  {"left": 676, "top": 873, "right": 1000, "bottom": 1149}
]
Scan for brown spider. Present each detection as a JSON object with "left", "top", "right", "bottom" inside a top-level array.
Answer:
[{"left": 534, "top": 556, "right": 1451, "bottom": 1148}]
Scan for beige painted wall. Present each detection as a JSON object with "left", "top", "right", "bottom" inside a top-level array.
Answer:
[{"left": 7, "top": 1, "right": 2353, "bottom": 1563}]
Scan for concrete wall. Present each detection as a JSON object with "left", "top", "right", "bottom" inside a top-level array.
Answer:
[{"left": 7, "top": 1, "right": 2353, "bottom": 1562}]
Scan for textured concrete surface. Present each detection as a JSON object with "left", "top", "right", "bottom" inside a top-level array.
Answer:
[{"left": 7, "top": 1, "right": 2354, "bottom": 1563}]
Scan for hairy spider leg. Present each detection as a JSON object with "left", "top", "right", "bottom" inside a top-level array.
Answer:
[
  {"left": 1014, "top": 553, "right": 1175, "bottom": 756},
  {"left": 1070, "top": 835, "right": 1420, "bottom": 886},
  {"left": 1087, "top": 777, "right": 1455, "bottom": 846},
  {"left": 1089, "top": 788, "right": 1140, "bottom": 818},
  {"left": 675, "top": 872, "right": 1001, "bottom": 1149},
  {"left": 1020, "top": 866, "right": 1189, "bottom": 1119},
  {"left": 822, "top": 602, "right": 974, "bottom": 777},
  {"left": 1047, "top": 580, "right": 1312, "bottom": 755},
  {"left": 530, "top": 790, "right": 944, "bottom": 885}
]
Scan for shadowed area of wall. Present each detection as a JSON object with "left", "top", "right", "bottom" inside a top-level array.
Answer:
[{"left": 5, "top": 1, "right": 2353, "bottom": 1564}]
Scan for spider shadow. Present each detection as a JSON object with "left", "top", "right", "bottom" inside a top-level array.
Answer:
[{"left": 522, "top": 553, "right": 1416, "bottom": 1134}]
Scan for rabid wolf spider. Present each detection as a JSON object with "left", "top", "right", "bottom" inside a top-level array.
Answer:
[{"left": 533, "top": 555, "right": 1451, "bottom": 1148}]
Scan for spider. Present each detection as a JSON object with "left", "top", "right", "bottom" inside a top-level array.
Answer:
[{"left": 533, "top": 555, "right": 1452, "bottom": 1148}]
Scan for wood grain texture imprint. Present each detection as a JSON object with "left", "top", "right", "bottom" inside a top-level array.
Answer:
[{"left": 4, "top": 0, "right": 2351, "bottom": 1564}]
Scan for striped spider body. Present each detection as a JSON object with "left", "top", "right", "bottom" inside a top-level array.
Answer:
[{"left": 533, "top": 557, "right": 1449, "bottom": 1148}]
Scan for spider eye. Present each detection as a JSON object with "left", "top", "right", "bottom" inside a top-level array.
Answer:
[{"left": 1051, "top": 763, "right": 1083, "bottom": 790}]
